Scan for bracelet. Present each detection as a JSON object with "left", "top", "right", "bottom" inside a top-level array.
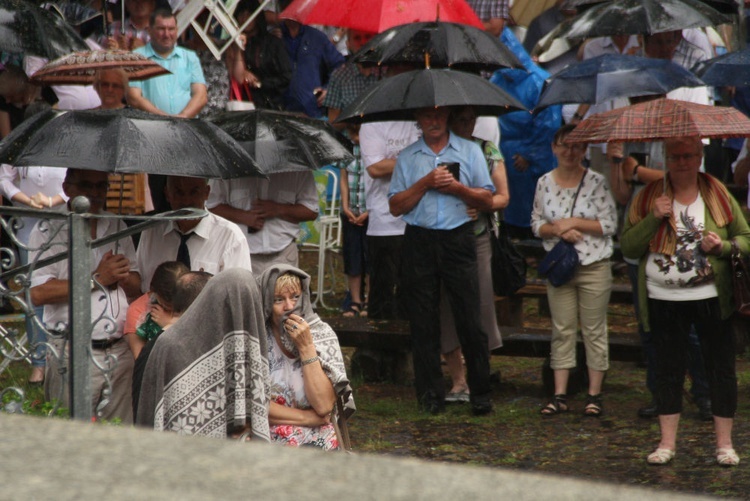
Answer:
[
  {"left": 300, "top": 355, "right": 320, "bottom": 367},
  {"left": 573, "top": 112, "right": 583, "bottom": 120}
]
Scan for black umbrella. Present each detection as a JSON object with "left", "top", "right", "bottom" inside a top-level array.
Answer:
[
  {"left": 692, "top": 48, "right": 750, "bottom": 87},
  {"left": 537, "top": 54, "right": 705, "bottom": 108},
  {"left": 209, "top": 110, "right": 354, "bottom": 173},
  {"left": 351, "top": 21, "right": 523, "bottom": 73},
  {"left": 535, "top": 0, "right": 730, "bottom": 54},
  {"left": 0, "top": 108, "right": 265, "bottom": 179},
  {"left": 0, "top": 0, "right": 89, "bottom": 59},
  {"left": 336, "top": 68, "right": 526, "bottom": 123},
  {"left": 561, "top": 0, "right": 740, "bottom": 15}
]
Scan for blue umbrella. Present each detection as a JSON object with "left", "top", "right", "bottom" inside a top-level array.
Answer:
[
  {"left": 536, "top": 54, "right": 705, "bottom": 109},
  {"left": 692, "top": 48, "right": 750, "bottom": 87}
]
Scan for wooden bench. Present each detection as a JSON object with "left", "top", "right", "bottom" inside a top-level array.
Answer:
[{"left": 325, "top": 316, "right": 641, "bottom": 361}]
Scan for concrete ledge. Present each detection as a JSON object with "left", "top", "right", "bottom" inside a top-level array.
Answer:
[{"left": 0, "top": 414, "right": 702, "bottom": 500}]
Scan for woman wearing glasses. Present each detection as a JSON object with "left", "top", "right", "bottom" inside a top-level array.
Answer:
[
  {"left": 531, "top": 124, "right": 617, "bottom": 418},
  {"left": 622, "top": 136, "right": 750, "bottom": 467}
]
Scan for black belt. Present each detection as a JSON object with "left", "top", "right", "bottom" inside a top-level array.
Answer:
[{"left": 91, "top": 338, "right": 122, "bottom": 350}]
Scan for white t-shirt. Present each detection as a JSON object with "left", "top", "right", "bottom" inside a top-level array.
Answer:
[
  {"left": 360, "top": 121, "right": 421, "bottom": 236},
  {"left": 645, "top": 193, "right": 718, "bottom": 300},
  {"left": 206, "top": 172, "right": 319, "bottom": 254}
]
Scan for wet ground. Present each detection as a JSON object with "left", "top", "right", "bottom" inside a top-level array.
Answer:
[{"left": 347, "top": 355, "right": 750, "bottom": 498}]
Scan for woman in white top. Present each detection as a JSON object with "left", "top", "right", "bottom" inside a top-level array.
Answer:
[
  {"left": 531, "top": 124, "right": 617, "bottom": 417},
  {"left": 0, "top": 158, "right": 67, "bottom": 384}
]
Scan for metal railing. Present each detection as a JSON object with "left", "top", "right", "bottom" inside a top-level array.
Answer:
[{"left": 0, "top": 198, "right": 204, "bottom": 421}]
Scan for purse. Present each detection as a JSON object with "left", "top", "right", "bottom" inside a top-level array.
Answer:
[
  {"left": 537, "top": 172, "right": 586, "bottom": 287},
  {"left": 226, "top": 78, "right": 256, "bottom": 111},
  {"left": 489, "top": 215, "right": 527, "bottom": 296},
  {"left": 730, "top": 239, "right": 750, "bottom": 317}
]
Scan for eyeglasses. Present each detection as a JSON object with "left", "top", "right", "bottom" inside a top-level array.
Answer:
[
  {"left": 68, "top": 181, "right": 110, "bottom": 191},
  {"left": 666, "top": 153, "right": 700, "bottom": 163}
]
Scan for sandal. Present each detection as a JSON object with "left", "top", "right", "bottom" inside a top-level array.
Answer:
[
  {"left": 342, "top": 302, "right": 363, "bottom": 317},
  {"left": 716, "top": 448, "right": 740, "bottom": 467},
  {"left": 647, "top": 448, "right": 675, "bottom": 465},
  {"left": 540, "top": 394, "right": 568, "bottom": 416},
  {"left": 360, "top": 302, "right": 368, "bottom": 318},
  {"left": 584, "top": 393, "right": 603, "bottom": 417}
]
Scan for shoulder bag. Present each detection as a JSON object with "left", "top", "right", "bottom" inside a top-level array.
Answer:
[
  {"left": 731, "top": 239, "right": 750, "bottom": 317},
  {"left": 489, "top": 214, "right": 527, "bottom": 296},
  {"left": 537, "top": 172, "right": 586, "bottom": 287}
]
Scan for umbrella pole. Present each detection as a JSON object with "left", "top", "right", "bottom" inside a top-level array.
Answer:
[
  {"left": 114, "top": 173, "right": 124, "bottom": 254},
  {"left": 103, "top": 0, "right": 109, "bottom": 39}
]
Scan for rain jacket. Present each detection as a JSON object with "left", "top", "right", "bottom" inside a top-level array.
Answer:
[{"left": 490, "top": 28, "right": 561, "bottom": 229}]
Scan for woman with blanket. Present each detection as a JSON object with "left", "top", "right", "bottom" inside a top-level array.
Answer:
[
  {"left": 258, "top": 264, "right": 354, "bottom": 450},
  {"left": 136, "top": 268, "right": 271, "bottom": 440},
  {"left": 621, "top": 136, "right": 750, "bottom": 466}
]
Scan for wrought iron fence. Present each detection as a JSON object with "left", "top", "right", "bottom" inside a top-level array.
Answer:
[{"left": 0, "top": 199, "right": 204, "bottom": 421}]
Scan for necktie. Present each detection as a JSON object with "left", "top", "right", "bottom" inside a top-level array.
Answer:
[{"left": 176, "top": 232, "right": 193, "bottom": 268}]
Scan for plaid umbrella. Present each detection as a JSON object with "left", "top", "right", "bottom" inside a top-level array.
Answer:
[
  {"left": 565, "top": 98, "right": 750, "bottom": 144},
  {"left": 29, "top": 50, "right": 170, "bottom": 85}
]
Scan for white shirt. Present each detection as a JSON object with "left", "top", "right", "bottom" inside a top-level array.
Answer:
[
  {"left": 29, "top": 213, "right": 138, "bottom": 340},
  {"left": 206, "top": 172, "right": 319, "bottom": 254},
  {"left": 531, "top": 169, "right": 617, "bottom": 266},
  {"left": 24, "top": 42, "right": 102, "bottom": 111},
  {"left": 0, "top": 165, "right": 68, "bottom": 243},
  {"left": 136, "top": 211, "right": 252, "bottom": 292},
  {"left": 360, "top": 121, "right": 421, "bottom": 236}
]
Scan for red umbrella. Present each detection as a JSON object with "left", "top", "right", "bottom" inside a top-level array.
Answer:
[
  {"left": 29, "top": 50, "right": 170, "bottom": 85},
  {"left": 280, "top": 0, "right": 484, "bottom": 33},
  {"left": 565, "top": 98, "right": 750, "bottom": 144}
]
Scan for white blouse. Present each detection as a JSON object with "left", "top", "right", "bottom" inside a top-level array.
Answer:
[{"left": 531, "top": 169, "right": 617, "bottom": 266}]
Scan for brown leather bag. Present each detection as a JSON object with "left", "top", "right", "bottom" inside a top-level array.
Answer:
[{"left": 730, "top": 239, "right": 750, "bottom": 317}]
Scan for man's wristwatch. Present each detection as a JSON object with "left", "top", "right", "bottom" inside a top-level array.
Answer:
[{"left": 572, "top": 112, "right": 584, "bottom": 120}]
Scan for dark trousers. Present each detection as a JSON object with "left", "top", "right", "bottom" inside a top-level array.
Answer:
[
  {"left": 400, "top": 223, "right": 491, "bottom": 405},
  {"left": 367, "top": 235, "right": 403, "bottom": 320},
  {"left": 648, "top": 297, "right": 737, "bottom": 418},
  {"left": 628, "top": 265, "right": 710, "bottom": 402}
]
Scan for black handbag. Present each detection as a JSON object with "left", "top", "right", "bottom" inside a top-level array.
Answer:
[
  {"left": 490, "top": 216, "right": 527, "bottom": 296},
  {"left": 731, "top": 239, "right": 750, "bottom": 317},
  {"left": 537, "top": 172, "right": 586, "bottom": 287}
]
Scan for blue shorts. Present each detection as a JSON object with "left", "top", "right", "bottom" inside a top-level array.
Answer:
[{"left": 340, "top": 213, "right": 368, "bottom": 277}]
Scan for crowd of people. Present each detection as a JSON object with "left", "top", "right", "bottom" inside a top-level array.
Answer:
[{"left": 1, "top": 0, "right": 749, "bottom": 465}]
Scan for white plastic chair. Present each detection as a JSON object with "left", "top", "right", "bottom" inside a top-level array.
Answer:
[{"left": 313, "top": 169, "right": 342, "bottom": 308}]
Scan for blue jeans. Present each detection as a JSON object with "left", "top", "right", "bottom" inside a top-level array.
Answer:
[{"left": 19, "top": 247, "right": 46, "bottom": 368}]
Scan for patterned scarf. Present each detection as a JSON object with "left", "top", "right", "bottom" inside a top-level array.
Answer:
[{"left": 628, "top": 172, "right": 733, "bottom": 256}]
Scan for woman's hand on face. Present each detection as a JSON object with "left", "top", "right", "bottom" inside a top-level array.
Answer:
[
  {"left": 284, "top": 314, "right": 314, "bottom": 351},
  {"left": 561, "top": 229, "right": 583, "bottom": 243},
  {"left": 701, "top": 231, "right": 723, "bottom": 256},
  {"left": 653, "top": 195, "right": 672, "bottom": 219}
]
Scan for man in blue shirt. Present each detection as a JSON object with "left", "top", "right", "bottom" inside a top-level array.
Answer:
[
  {"left": 389, "top": 107, "right": 495, "bottom": 416},
  {"left": 127, "top": 8, "right": 207, "bottom": 212},
  {"left": 279, "top": 7, "right": 344, "bottom": 118},
  {"left": 127, "top": 9, "right": 207, "bottom": 117}
]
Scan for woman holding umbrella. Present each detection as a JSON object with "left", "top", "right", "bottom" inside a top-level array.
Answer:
[{"left": 621, "top": 136, "right": 750, "bottom": 466}]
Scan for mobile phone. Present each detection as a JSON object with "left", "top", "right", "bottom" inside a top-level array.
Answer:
[{"left": 440, "top": 162, "right": 460, "bottom": 180}]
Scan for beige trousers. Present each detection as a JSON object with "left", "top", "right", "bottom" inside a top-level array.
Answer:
[{"left": 547, "top": 260, "right": 612, "bottom": 371}]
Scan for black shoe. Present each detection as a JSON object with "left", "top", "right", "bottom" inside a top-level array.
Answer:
[
  {"left": 419, "top": 392, "right": 445, "bottom": 415},
  {"left": 697, "top": 399, "right": 713, "bottom": 422},
  {"left": 470, "top": 395, "right": 493, "bottom": 416},
  {"left": 638, "top": 402, "right": 657, "bottom": 419}
]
